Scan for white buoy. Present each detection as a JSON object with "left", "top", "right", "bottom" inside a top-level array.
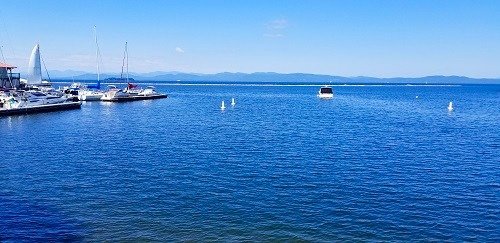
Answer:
[
  {"left": 415, "top": 95, "right": 419, "bottom": 99},
  {"left": 231, "top": 98, "right": 236, "bottom": 106},
  {"left": 448, "top": 101, "right": 453, "bottom": 111},
  {"left": 221, "top": 100, "right": 226, "bottom": 110}
]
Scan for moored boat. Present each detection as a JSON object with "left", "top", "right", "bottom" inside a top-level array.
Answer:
[
  {"left": 124, "top": 82, "right": 142, "bottom": 95},
  {"left": 102, "top": 42, "right": 167, "bottom": 102},
  {"left": 24, "top": 90, "right": 69, "bottom": 105},
  {"left": 0, "top": 90, "right": 81, "bottom": 116},
  {"left": 71, "top": 25, "right": 104, "bottom": 102},
  {"left": 100, "top": 85, "right": 131, "bottom": 101},
  {"left": 318, "top": 86, "right": 334, "bottom": 99},
  {"left": 79, "top": 90, "right": 104, "bottom": 101},
  {"left": 101, "top": 85, "right": 167, "bottom": 102},
  {"left": 137, "top": 86, "right": 165, "bottom": 97}
]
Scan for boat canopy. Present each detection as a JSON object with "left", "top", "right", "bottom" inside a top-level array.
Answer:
[
  {"left": 0, "top": 62, "right": 17, "bottom": 69},
  {"left": 320, "top": 87, "right": 333, "bottom": 94},
  {"left": 127, "top": 83, "right": 138, "bottom": 89}
]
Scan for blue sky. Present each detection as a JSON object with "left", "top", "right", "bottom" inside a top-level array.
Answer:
[{"left": 0, "top": 0, "right": 499, "bottom": 78}]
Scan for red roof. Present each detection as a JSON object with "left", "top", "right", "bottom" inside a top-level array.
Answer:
[{"left": 0, "top": 62, "right": 17, "bottom": 69}]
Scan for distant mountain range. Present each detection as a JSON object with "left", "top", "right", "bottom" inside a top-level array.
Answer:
[{"left": 44, "top": 70, "right": 500, "bottom": 84}]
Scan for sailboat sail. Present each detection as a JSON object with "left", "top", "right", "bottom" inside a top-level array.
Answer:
[{"left": 28, "top": 44, "right": 42, "bottom": 84}]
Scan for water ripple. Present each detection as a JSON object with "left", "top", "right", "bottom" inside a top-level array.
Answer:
[{"left": 1, "top": 84, "right": 499, "bottom": 241}]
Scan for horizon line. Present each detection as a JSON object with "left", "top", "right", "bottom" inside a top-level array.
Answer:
[{"left": 41, "top": 70, "right": 500, "bottom": 80}]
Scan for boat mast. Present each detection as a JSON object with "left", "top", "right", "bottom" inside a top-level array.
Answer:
[
  {"left": 39, "top": 46, "right": 52, "bottom": 83},
  {"left": 41, "top": 55, "right": 52, "bottom": 83},
  {"left": 126, "top": 42, "right": 129, "bottom": 83},
  {"left": 121, "top": 43, "right": 125, "bottom": 80},
  {"left": 120, "top": 41, "right": 129, "bottom": 83},
  {"left": 94, "top": 26, "right": 100, "bottom": 89}
]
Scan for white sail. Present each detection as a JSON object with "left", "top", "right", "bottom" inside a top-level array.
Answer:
[{"left": 28, "top": 44, "right": 42, "bottom": 84}]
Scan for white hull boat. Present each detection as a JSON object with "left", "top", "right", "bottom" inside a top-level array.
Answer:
[
  {"left": 318, "top": 86, "right": 334, "bottom": 99},
  {"left": 79, "top": 90, "right": 104, "bottom": 101},
  {"left": 1, "top": 90, "right": 80, "bottom": 116},
  {"left": 101, "top": 85, "right": 131, "bottom": 101}
]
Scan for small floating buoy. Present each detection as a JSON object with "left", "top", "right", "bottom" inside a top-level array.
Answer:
[
  {"left": 415, "top": 95, "right": 419, "bottom": 99},
  {"left": 231, "top": 98, "right": 236, "bottom": 106},
  {"left": 221, "top": 100, "right": 226, "bottom": 110},
  {"left": 448, "top": 101, "right": 453, "bottom": 111}
]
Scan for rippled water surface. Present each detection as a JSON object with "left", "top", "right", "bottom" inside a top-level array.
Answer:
[{"left": 1, "top": 84, "right": 499, "bottom": 241}]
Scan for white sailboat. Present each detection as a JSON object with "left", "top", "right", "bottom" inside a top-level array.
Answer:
[
  {"left": 122, "top": 42, "right": 142, "bottom": 95},
  {"left": 24, "top": 44, "right": 64, "bottom": 98},
  {"left": 27, "top": 44, "right": 42, "bottom": 84},
  {"left": 27, "top": 44, "right": 54, "bottom": 89},
  {"left": 231, "top": 98, "right": 236, "bottom": 106},
  {"left": 221, "top": 100, "right": 226, "bottom": 110},
  {"left": 448, "top": 101, "right": 454, "bottom": 111},
  {"left": 79, "top": 26, "right": 104, "bottom": 101}
]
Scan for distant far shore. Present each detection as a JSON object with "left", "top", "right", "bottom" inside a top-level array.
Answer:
[
  {"left": 49, "top": 79, "right": 499, "bottom": 86},
  {"left": 31, "top": 71, "right": 499, "bottom": 85}
]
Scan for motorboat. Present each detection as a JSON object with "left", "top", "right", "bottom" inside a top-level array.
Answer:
[
  {"left": 135, "top": 86, "right": 168, "bottom": 100},
  {"left": 60, "top": 83, "right": 103, "bottom": 101},
  {"left": 24, "top": 90, "right": 69, "bottom": 105},
  {"left": 0, "top": 90, "right": 80, "bottom": 116},
  {"left": 137, "top": 86, "right": 159, "bottom": 96},
  {"left": 79, "top": 89, "right": 104, "bottom": 101},
  {"left": 60, "top": 82, "right": 83, "bottom": 100},
  {"left": 101, "top": 85, "right": 131, "bottom": 101},
  {"left": 0, "top": 91, "right": 24, "bottom": 109},
  {"left": 318, "top": 86, "right": 334, "bottom": 99},
  {"left": 31, "top": 81, "right": 55, "bottom": 92}
]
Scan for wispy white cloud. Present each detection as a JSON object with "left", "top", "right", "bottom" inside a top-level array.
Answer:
[
  {"left": 266, "top": 18, "right": 288, "bottom": 30},
  {"left": 175, "top": 47, "right": 185, "bottom": 53},
  {"left": 264, "top": 18, "right": 288, "bottom": 38}
]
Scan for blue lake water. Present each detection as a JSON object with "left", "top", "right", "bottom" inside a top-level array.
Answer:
[{"left": 1, "top": 83, "right": 499, "bottom": 241}]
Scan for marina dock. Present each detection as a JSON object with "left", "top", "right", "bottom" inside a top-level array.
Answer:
[{"left": 0, "top": 102, "right": 81, "bottom": 116}]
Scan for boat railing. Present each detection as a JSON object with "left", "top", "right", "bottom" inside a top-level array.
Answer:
[
  {"left": 0, "top": 72, "right": 20, "bottom": 79},
  {"left": 0, "top": 73, "right": 21, "bottom": 88}
]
